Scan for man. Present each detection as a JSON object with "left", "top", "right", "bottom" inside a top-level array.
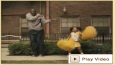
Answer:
[{"left": 26, "top": 9, "right": 56, "bottom": 57}]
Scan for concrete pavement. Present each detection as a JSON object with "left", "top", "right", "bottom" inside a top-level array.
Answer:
[{"left": 1, "top": 48, "right": 68, "bottom": 61}]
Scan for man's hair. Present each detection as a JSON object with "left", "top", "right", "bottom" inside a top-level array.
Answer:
[{"left": 31, "top": 9, "right": 36, "bottom": 11}]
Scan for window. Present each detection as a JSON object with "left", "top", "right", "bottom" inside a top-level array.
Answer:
[
  {"left": 21, "top": 18, "right": 28, "bottom": 37},
  {"left": 60, "top": 17, "right": 80, "bottom": 33},
  {"left": 92, "top": 15, "right": 111, "bottom": 34}
]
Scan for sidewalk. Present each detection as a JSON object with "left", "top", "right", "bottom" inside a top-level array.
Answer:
[{"left": 1, "top": 48, "right": 68, "bottom": 61}]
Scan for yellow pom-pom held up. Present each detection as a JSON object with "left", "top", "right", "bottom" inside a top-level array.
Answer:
[{"left": 81, "top": 26, "right": 97, "bottom": 40}]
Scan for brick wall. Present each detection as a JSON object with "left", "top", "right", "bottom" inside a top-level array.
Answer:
[
  {"left": 1, "top": 1, "right": 112, "bottom": 34},
  {"left": 1, "top": 1, "right": 46, "bottom": 34},
  {"left": 2, "top": 16, "right": 20, "bottom": 34},
  {"left": 49, "top": 1, "right": 112, "bottom": 33}
]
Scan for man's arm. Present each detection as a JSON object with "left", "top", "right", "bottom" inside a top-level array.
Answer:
[
  {"left": 41, "top": 16, "right": 51, "bottom": 24},
  {"left": 26, "top": 13, "right": 40, "bottom": 21},
  {"left": 41, "top": 16, "right": 57, "bottom": 24}
]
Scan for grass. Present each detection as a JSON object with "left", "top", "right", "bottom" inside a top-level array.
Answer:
[{"left": 1, "top": 60, "right": 68, "bottom": 64}]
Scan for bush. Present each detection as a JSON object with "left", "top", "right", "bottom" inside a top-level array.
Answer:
[
  {"left": 8, "top": 41, "right": 112, "bottom": 55},
  {"left": 8, "top": 41, "right": 68, "bottom": 55},
  {"left": 44, "top": 41, "right": 68, "bottom": 55},
  {"left": 8, "top": 42, "right": 31, "bottom": 55},
  {"left": 72, "top": 41, "right": 112, "bottom": 54}
]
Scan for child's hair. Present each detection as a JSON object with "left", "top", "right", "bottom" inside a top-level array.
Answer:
[
  {"left": 77, "top": 27, "right": 82, "bottom": 31},
  {"left": 70, "top": 27, "right": 78, "bottom": 32},
  {"left": 70, "top": 27, "right": 74, "bottom": 32}
]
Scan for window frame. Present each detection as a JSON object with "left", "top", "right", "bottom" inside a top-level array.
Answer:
[
  {"left": 91, "top": 15, "right": 111, "bottom": 34},
  {"left": 60, "top": 15, "right": 80, "bottom": 33},
  {"left": 20, "top": 17, "right": 29, "bottom": 37}
]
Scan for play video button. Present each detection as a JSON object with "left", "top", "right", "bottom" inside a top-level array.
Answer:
[
  {"left": 70, "top": 55, "right": 80, "bottom": 63},
  {"left": 74, "top": 57, "right": 76, "bottom": 60}
]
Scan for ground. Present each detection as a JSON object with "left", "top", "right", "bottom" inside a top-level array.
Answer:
[{"left": 1, "top": 48, "right": 68, "bottom": 64}]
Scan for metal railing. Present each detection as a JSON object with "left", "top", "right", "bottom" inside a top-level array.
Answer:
[{"left": 1, "top": 33, "right": 112, "bottom": 44}]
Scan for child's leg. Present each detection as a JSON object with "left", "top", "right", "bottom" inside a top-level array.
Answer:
[
  {"left": 77, "top": 47, "right": 83, "bottom": 54},
  {"left": 67, "top": 51, "right": 71, "bottom": 57},
  {"left": 68, "top": 51, "right": 71, "bottom": 55}
]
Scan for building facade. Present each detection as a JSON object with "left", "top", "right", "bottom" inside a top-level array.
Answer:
[{"left": 2, "top": 1, "right": 112, "bottom": 36}]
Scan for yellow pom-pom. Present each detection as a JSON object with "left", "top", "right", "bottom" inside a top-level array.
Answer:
[
  {"left": 57, "top": 39, "right": 75, "bottom": 51},
  {"left": 81, "top": 26, "right": 97, "bottom": 40}
]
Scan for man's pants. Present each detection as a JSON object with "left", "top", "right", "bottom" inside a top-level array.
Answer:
[{"left": 29, "top": 29, "right": 44, "bottom": 55}]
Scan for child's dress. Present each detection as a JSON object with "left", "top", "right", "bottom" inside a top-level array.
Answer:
[{"left": 70, "top": 32, "right": 81, "bottom": 47}]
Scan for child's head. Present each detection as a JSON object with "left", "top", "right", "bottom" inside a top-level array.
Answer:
[
  {"left": 70, "top": 27, "right": 77, "bottom": 32},
  {"left": 77, "top": 27, "right": 82, "bottom": 32}
]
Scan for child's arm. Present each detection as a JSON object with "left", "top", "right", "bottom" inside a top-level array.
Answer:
[
  {"left": 76, "top": 32, "right": 81, "bottom": 38},
  {"left": 67, "top": 34, "right": 71, "bottom": 40}
]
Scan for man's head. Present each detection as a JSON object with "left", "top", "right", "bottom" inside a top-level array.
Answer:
[{"left": 30, "top": 9, "right": 36, "bottom": 16}]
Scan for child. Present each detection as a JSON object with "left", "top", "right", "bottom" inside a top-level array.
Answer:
[
  {"left": 67, "top": 27, "right": 83, "bottom": 56},
  {"left": 57, "top": 26, "right": 97, "bottom": 55}
]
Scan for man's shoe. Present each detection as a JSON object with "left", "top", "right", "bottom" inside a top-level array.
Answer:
[
  {"left": 81, "top": 53, "right": 84, "bottom": 54},
  {"left": 39, "top": 54, "right": 44, "bottom": 57},
  {"left": 32, "top": 55, "right": 38, "bottom": 57}
]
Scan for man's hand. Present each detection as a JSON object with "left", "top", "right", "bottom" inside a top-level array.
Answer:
[
  {"left": 36, "top": 14, "right": 43, "bottom": 18},
  {"left": 50, "top": 18, "right": 57, "bottom": 21},
  {"left": 38, "top": 15, "right": 43, "bottom": 17}
]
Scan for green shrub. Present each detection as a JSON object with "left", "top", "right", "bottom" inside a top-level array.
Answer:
[
  {"left": 71, "top": 41, "right": 112, "bottom": 54},
  {"left": 8, "top": 41, "right": 68, "bottom": 55},
  {"left": 80, "top": 41, "right": 112, "bottom": 54},
  {"left": 44, "top": 41, "right": 68, "bottom": 55},
  {"left": 8, "top": 42, "right": 31, "bottom": 55},
  {"left": 8, "top": 41, "right": 112, "bottom": 55}
]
